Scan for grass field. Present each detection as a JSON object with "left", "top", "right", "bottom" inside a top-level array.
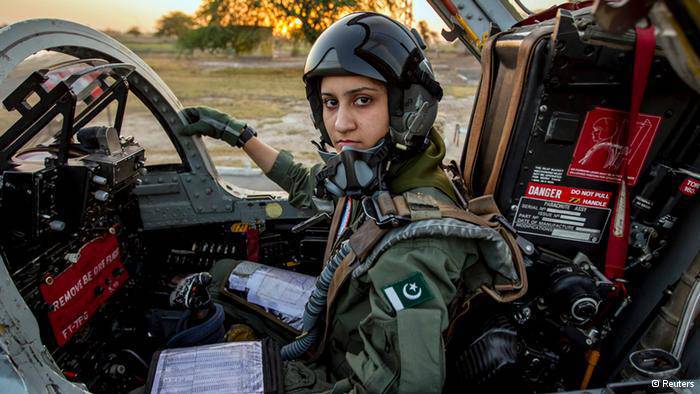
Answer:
[{"left": 145, "top": 56, "right": 306, "bottom": 119}]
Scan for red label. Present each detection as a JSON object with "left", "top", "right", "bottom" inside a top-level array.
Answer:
[
  {"left": 39, "top": 234, "right": 128, "bottom": 347},
  {"left": 567, "top": 107, "right": 662, "bottom": 185},
  {"left": 246, "top": 228, "right": 260, "bottom": 262},
  {"left": 525, "top": 182, "right": 612, "bottom": 207},
  {"left": 42, "top": 68, "right": 104, "bottom": 101},
  {"left": 680, "top": 177, "right": 700, "bottom": 197}
]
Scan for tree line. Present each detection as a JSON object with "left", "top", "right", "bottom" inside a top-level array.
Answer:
[{"left": 156, "top": 0, "right": 414, "bottom": 54}]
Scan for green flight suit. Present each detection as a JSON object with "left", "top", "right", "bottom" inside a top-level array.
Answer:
[{"left": 258, "top": 130, "right": 498, "bottom": 393}]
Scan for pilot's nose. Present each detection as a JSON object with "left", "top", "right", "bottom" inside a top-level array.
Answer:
[{"left": 334, "top": 105, "right": 356, "bottom": 134}]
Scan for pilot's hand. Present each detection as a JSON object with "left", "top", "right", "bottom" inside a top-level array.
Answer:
[
  {"left": 170, "top": 272, "right": 213, "bottom": 311},
  {"left": 180, "top": 106, "right": 252, "bottom": 148}
]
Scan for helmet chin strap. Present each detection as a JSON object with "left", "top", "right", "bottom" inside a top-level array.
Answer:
[{"left": 314, "top": 136, "right": 393, "bottom": 198}]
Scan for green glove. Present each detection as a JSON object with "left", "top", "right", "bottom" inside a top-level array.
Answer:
[{"left": 180, "top": 106, "right": 249, "bottom": 148}]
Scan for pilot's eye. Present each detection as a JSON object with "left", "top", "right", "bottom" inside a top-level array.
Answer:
[
  {"left": 354, "top": 96, "right": 372, "bottom": 106},
  {"left": 323, "top": 98, "right": 338, "bottom": 109}
]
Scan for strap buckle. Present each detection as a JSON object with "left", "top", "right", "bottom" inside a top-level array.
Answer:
[
  {"left": 361, "top": 195, "right": 410, "bottom": 229},
  {"left": 492, "top": 215, "right": 536, "bottom": 256}
]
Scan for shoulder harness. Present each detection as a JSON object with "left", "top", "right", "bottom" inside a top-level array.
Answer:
[
  {"left": 347, "top": 190, "right": 533, "bottom": 303},
  {"left": 312, "top": 191, "right": 534, "bottom": 360}
]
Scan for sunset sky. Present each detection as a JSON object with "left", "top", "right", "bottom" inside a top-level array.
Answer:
[{"left": 2, "top": 0, "right": 562, "bottom": 33}]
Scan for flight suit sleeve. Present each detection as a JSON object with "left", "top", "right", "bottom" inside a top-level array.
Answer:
[
  {"left": 333, "top": 238, "right": 480, "bottom": 394},
  {"left": 265, "top": 149, "right": 324, "bottom": 210}
]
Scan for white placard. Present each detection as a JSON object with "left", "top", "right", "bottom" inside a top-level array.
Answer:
[{"left": 150, "top": 342, "right": 264, "bottom": 394}]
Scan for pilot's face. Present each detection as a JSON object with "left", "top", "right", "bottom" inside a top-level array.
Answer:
[{"left": 320, "top": 75, "right": 389, "bottom": 153}]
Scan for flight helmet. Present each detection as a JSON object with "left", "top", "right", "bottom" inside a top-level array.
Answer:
[{"left": 303, "top": 12, "right": 443, "bottom": 153}]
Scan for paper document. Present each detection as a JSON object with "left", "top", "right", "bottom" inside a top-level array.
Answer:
[
  {"left": 246, "top": 267, "right": 315, "bottom": 318},
  {"left": 150, "top": 342, "right": 264, "bottom": 394},
  {"left": 233, "top": 261, "right": 266, "bottom": 276},
  {"left": 227, "top": 261, "right": 265, "bottom": 291}
]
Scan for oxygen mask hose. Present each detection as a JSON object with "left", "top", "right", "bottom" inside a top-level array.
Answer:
[{"left": 281, "top": 241, "right": 353, "bottom": 360}]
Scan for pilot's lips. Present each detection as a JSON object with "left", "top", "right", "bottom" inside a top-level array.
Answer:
[{"left": 336, "top": 140, "right": 360, "bottom": 148}]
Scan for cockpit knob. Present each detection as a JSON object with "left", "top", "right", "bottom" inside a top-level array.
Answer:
[
  {"left": 92, "top": 175, "right": 108, "bottom": 185},
  {"left": 94, "top": 190, "right": 109, "bottom": 201},
  {"left": 49, "top": 220, "right": 66, "bottom": 231}
]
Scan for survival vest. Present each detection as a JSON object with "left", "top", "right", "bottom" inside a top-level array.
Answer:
[{"left": 314, "top": 187, "right": 532, "bottom": 358}]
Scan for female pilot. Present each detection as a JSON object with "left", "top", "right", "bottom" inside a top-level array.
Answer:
[{"left": 181, "top": 12, "right": 515, "bottom": 393}]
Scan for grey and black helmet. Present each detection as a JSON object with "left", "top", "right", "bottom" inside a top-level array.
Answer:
[{"left": 303, "top": 12, "right": 443, "bottom": 153}]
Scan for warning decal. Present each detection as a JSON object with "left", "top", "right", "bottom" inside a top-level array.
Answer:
[
  {"left": 567, "top": 107, "right": 662, "bottom": 185},
  {"left": 531, "top": 166, "right": 564, "bottom": 184},
  {"left": 525, "top": 182, "right": 612, "bottom": 208},
  {"left": 679, "top": 177, "right": 699, "bottom": 197},
  {"left": 39, "top": 234, "right": 128, "bottom": 347},
  {"left": 512, "top": 197, "right": 611, "bottom": 244}
]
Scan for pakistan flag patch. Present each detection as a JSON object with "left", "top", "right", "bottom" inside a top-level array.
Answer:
[{"left": 382, "top": 272, "right": 434, "bottom": 312}]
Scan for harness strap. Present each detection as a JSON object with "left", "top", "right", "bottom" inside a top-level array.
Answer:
[
  {"left": 309, "top": 251, "right": 355, "bottom": 362},
  {"left": 349, "top": 218, "right": 391, "bottom": 261},
  {"left": 367, "top": 191, "right": 528, "bottom": 302},
  {"left": 393, "top": 195, "right": 411, "bottom": 217},
  {"left": 323, "top": 196, "right": 347, "bottom": 265},
  {"left": 313, "top": 219, "right": 390, "bottom": 360},
  {"left": 325, "top": 251, "right": 357, "bottom": 322}
]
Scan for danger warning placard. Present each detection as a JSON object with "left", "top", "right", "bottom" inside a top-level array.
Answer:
[
  {"left": 39, "top": 234, "right": 128, "bottom": 347},
  {"left": 525, "top": 182, "right": 612, "bottom": 208},
  {"left": 512, "top": 197, "right": 611, "bottom": 244},
  {"left": 568, "top": 107, "right": 662, "bottom": 185}
]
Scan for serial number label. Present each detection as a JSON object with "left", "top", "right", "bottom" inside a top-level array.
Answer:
[{"left": 512, "top": 197, "right": 611, "bottom": 244}]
